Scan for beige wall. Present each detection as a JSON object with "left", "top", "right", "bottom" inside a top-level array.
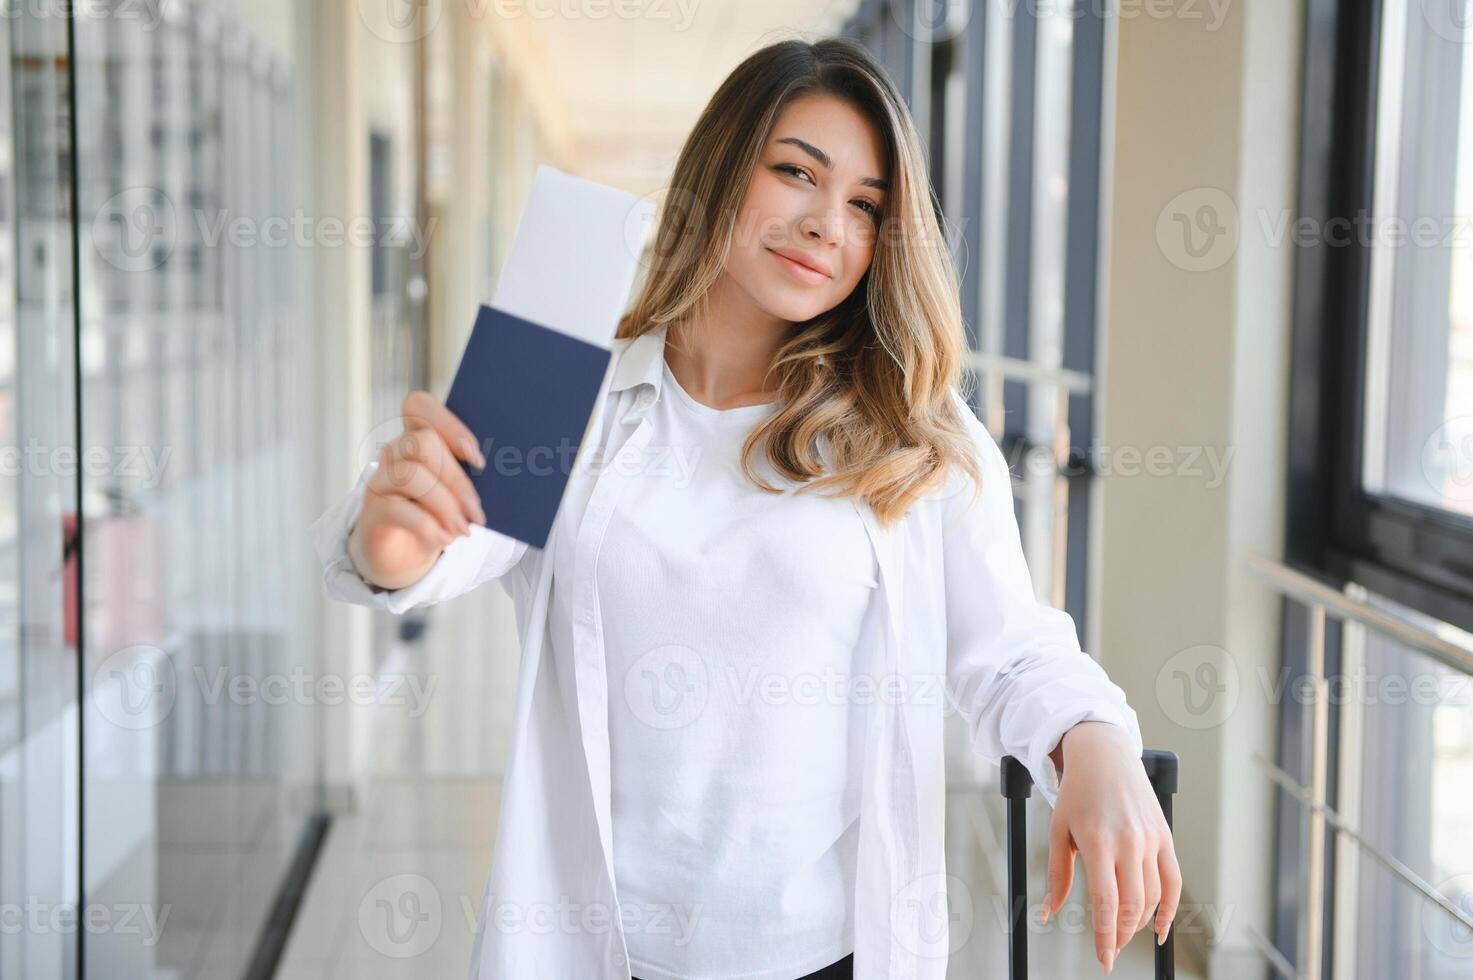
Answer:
[{"left": 1098, "top": 0, "right": 1303, "bottom": 975}]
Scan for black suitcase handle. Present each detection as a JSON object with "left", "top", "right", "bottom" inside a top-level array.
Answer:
[{"left": 1000, "top": 749, "right": 1179, "bottom": 980}]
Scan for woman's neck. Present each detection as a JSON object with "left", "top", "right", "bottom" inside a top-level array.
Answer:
[{"left": 665, "top": 272, "right": 791, "bottom": 410}]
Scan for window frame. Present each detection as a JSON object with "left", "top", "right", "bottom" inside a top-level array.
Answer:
[
  {"left": 1279, "top": 0, "right": 1473, "bottom": 974},
  {"left": 1290, "top": 0, "right": 1473, "bottom": 635}
]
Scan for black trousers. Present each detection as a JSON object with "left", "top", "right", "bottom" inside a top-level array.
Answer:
[{"left": 632, "top": 952, "right": 853, "bottom": 980}]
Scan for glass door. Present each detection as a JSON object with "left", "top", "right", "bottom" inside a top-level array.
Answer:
[
  {"left": 72, "top": 3, "right": 319, "bottom": 976},
  {"left": 0, "top": 5, "right": 82, "bottom": 978},
  {"left": 0, "top": 2, "right": 322, "bottom": 976}
]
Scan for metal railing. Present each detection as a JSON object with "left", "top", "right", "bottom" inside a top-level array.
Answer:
[
  {"left": 1245, "top": 555, "right": 1473, "bottom": 980},
  {"left": 963, "top": 353, "right": 1095, "bottom": 614}
]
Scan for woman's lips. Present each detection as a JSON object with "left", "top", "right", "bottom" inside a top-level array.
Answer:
[{"left": 767, "top": 247, "right": 832, "bottom": 285}]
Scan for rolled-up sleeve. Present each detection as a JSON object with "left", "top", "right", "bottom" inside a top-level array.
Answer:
[
  {"left": 311, "top": 461, "right": 530, "bottom": 614},
  {"left": 942, "top": 393, "right": 1143, "bottom": 808}
]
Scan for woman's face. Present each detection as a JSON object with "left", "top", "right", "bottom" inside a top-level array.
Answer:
[{"left": 724, "top": 93, "right": 890, "bottom": 324}]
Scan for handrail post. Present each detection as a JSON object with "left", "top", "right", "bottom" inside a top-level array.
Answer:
[{"left": 1304, "top": 603, "right": 1328, "bottom": 980}]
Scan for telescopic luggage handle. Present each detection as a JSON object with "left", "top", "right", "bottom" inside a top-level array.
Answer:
[{"left": 1000, "top": 749, "right": 1179, "bottom": 980}]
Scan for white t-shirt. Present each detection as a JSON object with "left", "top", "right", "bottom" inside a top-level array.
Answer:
[{"left": 594, "top": 357, "right": 879, "bottom": 980}]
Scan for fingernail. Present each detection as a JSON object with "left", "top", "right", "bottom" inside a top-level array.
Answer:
[
  {"left": 1104, "top": 949, "right": 1114, "bottom": 974},
  {"left": 1039, "top": 893, "right": 1051, "bottom": 925},
  {"left": 464, "top": 494, "right": 485, "bottom": 524},
  {"left": 464, "top": 439, "right": 486, "bottom": 469},
  {"left": 1157, "top": 926, "right": 1167, "bottom": 946}
]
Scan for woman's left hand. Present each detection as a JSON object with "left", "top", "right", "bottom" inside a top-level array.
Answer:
[{"left": 1038, "top": 721, "right": 1181, "bottom": 975}]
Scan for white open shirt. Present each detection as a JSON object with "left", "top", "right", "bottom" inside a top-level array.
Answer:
[{"left": 311, "top": 325, "right": 1145, "bottom": 980}]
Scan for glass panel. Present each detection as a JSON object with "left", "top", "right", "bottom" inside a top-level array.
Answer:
[
  {"left": 1351, "top": 843, "right": 1473, "bottom": 977},
  {"left": 368, "top": 128, "right": 419, "bottom": 444},
  {"left": 0, "top": 5, "right": 81, "bottom": 977},
  {"left": 1363, "top": 0, "right": 1473, "bottom": 519},
  {"left": 1268, "top": 602, "right": 1344, "bottom": 974},
  {"left": 1343, "top": 625, "right": 1473, "bottom": 975},
  {"left": 72, "top": 4, "right": 316, "bottom": 976}
]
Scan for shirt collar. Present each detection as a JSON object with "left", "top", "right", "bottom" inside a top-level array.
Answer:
[
  {"left": 610, "top": 326, "right": 670, "bottom": 426},
  {"left": 610, "top": 325, "right": 669, "bottom": 396}
]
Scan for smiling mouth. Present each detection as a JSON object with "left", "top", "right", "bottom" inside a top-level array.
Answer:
[{"left": 767, "top": 248, "right": 832, "bottom": 284}]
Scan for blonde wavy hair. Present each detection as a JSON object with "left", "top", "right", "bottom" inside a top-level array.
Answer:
[{"left": 616, "top": 37, "right": 984, "bottom": 528}]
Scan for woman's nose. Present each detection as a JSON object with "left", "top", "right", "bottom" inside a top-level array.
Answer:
[{"left": 799, "top": 206, "right": 845, "bottom": 245}]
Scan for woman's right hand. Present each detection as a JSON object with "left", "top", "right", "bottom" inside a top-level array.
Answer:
[{"left": 347, "top": 390, "right": 488, "bottom": 591}]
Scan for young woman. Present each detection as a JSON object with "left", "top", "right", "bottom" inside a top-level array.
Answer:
[{"left": 314, "top": 37, "right": 1180, "bottom": 980}]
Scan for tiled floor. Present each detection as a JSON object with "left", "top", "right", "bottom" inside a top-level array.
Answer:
[
  {"left": 274, "top": 777, "right": 497, "bottom": 979},
  {"left": 276, "top": 588, "right": 518, "bottom": 979}
]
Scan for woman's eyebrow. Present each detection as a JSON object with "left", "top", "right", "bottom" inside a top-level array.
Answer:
[{"left": 775, "top": 136, "right": 889, "bottom": 191}]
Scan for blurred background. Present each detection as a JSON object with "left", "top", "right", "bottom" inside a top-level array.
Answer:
[{"left": 3, "top": 0, "right": 1472, "bottom": 977}]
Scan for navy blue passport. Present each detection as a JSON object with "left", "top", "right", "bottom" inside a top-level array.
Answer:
[{"left": 444, "top": 305, "right": 612, "bottom": 549}]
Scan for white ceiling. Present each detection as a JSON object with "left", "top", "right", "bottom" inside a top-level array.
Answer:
[{"left": 528, "top": 0, "right": 862, "bottom": 192}]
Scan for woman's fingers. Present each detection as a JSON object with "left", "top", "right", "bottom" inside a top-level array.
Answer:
[
  {"left": 378, "top": 428, "right": 484, "bottom": 527},
  {"left": 1155, "top": 837, "right": 1183, "bottom": 945},
  {"left": 403, "top": 390, "right": 486, "bottom": 469},
  {"left": 369, "top": 454, "right": 471, "bottom": 538},
  {"left": 400, "top": 403, "right": 485, "bottom": 524},
  {"left": 1082, "top": 836, "right": 1119, "bottom": 972},
  {"left": 1139, "top": 849, "right": 1163, "bottom": 938},
  {"left": 348, "top": 390, "right": 495, "bottom": 587},
  {"left": 1041, "top": 813, "right": 1076, "bottom": 924},
  {"left": 403, "top": 428, "right": 486, "bottom": 525},
  {"left": 366, "top": 493, "right": 457, "bottom": 554},
  {"left": 1114, "top": 850, "right": 1145, "bottom": 958}
]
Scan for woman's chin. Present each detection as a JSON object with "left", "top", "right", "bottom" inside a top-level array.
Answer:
[{"left": 754, "top": 287, "right": 831, "bottom": 324}]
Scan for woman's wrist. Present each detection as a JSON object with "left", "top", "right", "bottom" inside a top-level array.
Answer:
[{"left": 1050, "top": 720, "right": 1136, "bottom": 778}]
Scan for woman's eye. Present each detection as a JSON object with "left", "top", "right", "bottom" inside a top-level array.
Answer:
[
  {"left": 775, "top": 162, "right": 812, "bottom": 183},
  {"left": 776, "top": 163, "right": 882, "bottom": 220}
]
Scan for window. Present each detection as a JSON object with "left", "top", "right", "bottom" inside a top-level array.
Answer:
[
  {"left": 842, "top": 0, "right": 1111, "bottom": 641},
  {"left": 1280, "top": 0, "right": 1473, "bottom": 975}
]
